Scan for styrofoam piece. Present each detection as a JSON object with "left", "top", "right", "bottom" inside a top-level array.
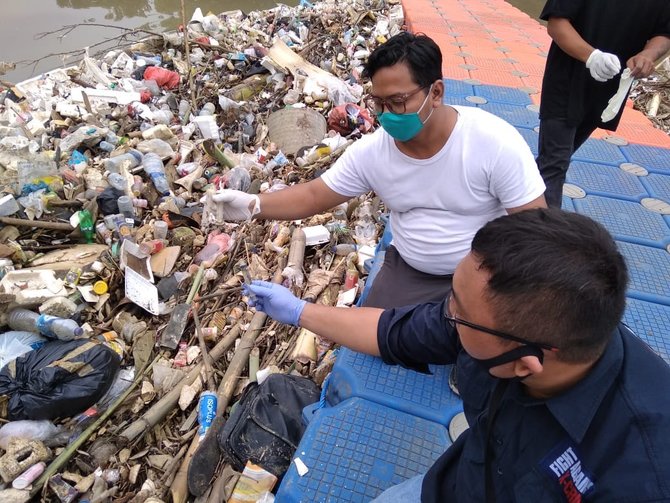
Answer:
[
  {"left": 70, "top": 87, "right": 141, "bottom": 105},
  {"left": 0, "top": 270, "right": 67, "bottom": 306},
  {"left": 191, "top": 116, "right": 220, "bottom": 140},
  {"left": 302, "top": 225, "right": 330, "bottom": 246},
  {"left": 125, "top": 267, "right": 160, "bottom": 315}
]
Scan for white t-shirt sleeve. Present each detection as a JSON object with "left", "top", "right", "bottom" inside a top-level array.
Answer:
[
  {"left": 320, "top": 135, "right": 374, "bottom": 197},
  {"left": 488, "top": 130, "right": 546, "bottom": 209}
]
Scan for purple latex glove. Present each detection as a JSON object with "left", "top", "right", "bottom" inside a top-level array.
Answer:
[{"left": 244, "top": 280, "right": 306, "bottom": 326}]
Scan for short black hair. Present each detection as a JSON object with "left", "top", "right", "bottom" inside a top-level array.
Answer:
[
  {"left": 363, "top": 32, "right": 442, "bottom": 87},
  {"left": 471, "top": 209, "right": 628, "bottom": 363}
]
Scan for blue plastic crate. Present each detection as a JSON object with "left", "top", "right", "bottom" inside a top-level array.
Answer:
[
  {"left": 326, "top": 348, "right": 462, "bottom": 427},
  {"left": 474, "top": 85, "right": 532, "bottom": 105},
  {"left": 443, "top": 95, "right": 476, "bottom": 107},
  {"left": 572, "top": 139, "right": 627, "bottom": 165},
  {"left": 478, "top": 102, "right": 539, "bottom": 128},
  {"left": 624, "top": 297, "right": 670, "bottom": 363},
  {"left": 640, "top": 173, "right": 670, "bottom": 204},
  {"left": 574, "top": 196, "right": 670, "bottom": 248},
  {"left": 515, "top": 127, "right": 539, "bottom": 155},
  {"left": 617, "top": 241, "right": 670, "bottom": 306},
  {"left": 442, "top": 78, "right": 475, "bottom": 97},
  {"left": 621, "top": 144, "right": 670, "bottom": 174},
  {"left": 561, "top": 195, "right": 576, "bottom": 212},
  {"left": 566, "top": 162, "right": 647, "bottom": 202},
  {"left": 276, "top": 398, "right": 450, "bottom": 502}
]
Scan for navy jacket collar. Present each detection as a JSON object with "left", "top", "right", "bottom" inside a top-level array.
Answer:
[{"left": 544, "top": 328, "right": 623, "bottom": 443}]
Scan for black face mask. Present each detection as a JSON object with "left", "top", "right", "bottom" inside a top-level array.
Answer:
[{"left": 471, "top": 344, "right": 545, "bottom": 375}]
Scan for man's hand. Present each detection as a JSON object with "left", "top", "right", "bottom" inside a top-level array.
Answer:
[
  {"left": 208, "top": 190, "right": 260, "bottom": 222},
  {"left": 627, "top": 53, "right": 656, "bottom": 79},
  {"left": 245, "top": 280, "right": 306, "bottom": 326},
  {"left": 586, "top": 49, "right": 621, "bottom": 82}
]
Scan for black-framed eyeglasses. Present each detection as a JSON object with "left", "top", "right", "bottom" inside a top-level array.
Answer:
[
  {"left": 444, "top": 295, "right": 559, "bottom": 352},
  {"left": 365, "top": 85, "right": 429, "bottom": 115}
]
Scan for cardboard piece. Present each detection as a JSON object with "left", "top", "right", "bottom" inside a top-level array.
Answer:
[{"left": 150, "top": 246, "right": 181, "bottom": 278}]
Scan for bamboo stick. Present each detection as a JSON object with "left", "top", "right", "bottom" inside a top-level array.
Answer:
[{"left": 120, "top": 324, "right": 241, "bottom": 442}]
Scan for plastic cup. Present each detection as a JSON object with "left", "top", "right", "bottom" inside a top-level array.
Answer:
[{"left": 154, "top": 220, "right": 168, "bottom": 240}]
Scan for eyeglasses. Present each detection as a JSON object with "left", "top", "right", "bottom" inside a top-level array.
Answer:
[
  {"left": 444, "top": 294, "right": 559, "bottom": 352},
  {"left": 365, "top": 85, "right": 428, "bottom": 114}
]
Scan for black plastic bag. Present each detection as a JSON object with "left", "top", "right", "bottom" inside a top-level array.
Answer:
[
  {"left": 218, "top": 374, "right": 320, "bottom": 477},
  {"left": 0, "top": 339, "right": 120, "bottom": 420}
]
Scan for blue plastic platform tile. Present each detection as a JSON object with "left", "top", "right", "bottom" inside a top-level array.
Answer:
[
  {"left": 479, "top": 102, "right": 539, "bottom": 128},
  {"left": 515, "top": 127, "right": 539, "bottom": 155},
  {"left": 276, "top": 398, "right": 450, "bottom": 503},
  {"left": 326, "top": 348, "right": 463, "bottom": 426},
  {"left": 443, "top": 95, "right": 476, "bottom": 108},
  {"left": 474, "top": 85, "right": 532, "bottom": 105},
  {"left": 617, "top": 241, "right": 670, "bottom": 306},
  {"left": 621, "top": 144, "right": 670, "bottom": 174},
  {"left": 561, "top": 195, "right": 575, "bottom": 212},
  {"left": 566, "top": 161, "right": 648, "bottom": 201},
  {"left": 574, "top": 196, "right": 670, "bottom": 248},
  {"left": 572, "top": 139, "right": 627, "bottom": 165},
  {"left": 442, "top": 78, "right": 475, "bottom": 97},
  {"left": 624, "top": 298, "right": 670, "bottom": 363},
  {"left": 640, "top": 173, "right": 670, "bottom": 204}
]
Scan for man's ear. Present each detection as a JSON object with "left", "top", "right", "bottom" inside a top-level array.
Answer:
[
  {"left": 432, "top": 79, "right": 444, "bottom": 103},
  {"left": 513, "top": 354, "right": 544, "bottom": 379}
]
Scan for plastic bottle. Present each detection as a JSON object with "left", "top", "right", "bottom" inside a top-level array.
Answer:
[
  {"left": 332, "top": 244, "right": 358, "bottom": 256},
  {"left": 199, "top": 102, "right": 216, "bottom": 116},
  {"left": 98, "top": 141, "right": 115, "bottom": 153},
  {"left": 224, "top": 166, "right": 251, "bottom": 192},
  {"left": 142, "top": 153, "right": 171, "bottom": 196},
  {"left": 78, "top": 210, "right": 95, "bottom": 244},
  {"left": 131, "top": 175, "right": 145, "bottom": 197},
  {"left": 153, "top": 220, "right": 168, "bottom": 240},
  {"left": 103, "top": 149, "right": 143, "bottom": 173},
  {"left": 8, "top": 309, "right": 84, "bottom": 340},
  {"left": 107, "top": 173, "right": 127, "bottom": 192},
  {"left": 117, "top": 196, "right": 134, "bottom": 218},
  {"left": 178, "top": 99, "right": 190, "bottom": 123}
]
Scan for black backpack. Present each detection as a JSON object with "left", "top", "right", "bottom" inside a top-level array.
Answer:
[{"left": 218, "top": 373, "right": 320, "bottom": 477}]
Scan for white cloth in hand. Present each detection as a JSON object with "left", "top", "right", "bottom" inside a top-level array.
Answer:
[{"left": 586, "top": 49, "right": 621, "bottom": 82}]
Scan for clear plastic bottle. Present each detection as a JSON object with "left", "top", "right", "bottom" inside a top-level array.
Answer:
[
  {"left": 98, "top": 141, "right": 116, "bottom": 153},
  {"left": 142, "top": 153, "right": 171, "bottom": 196},
  {"left": 107, "top": 173, "right": 127, "bottom": 192},
  {"left": 8, "top": 309, "right": 83, "bottom": 340},
  {"left": 104, "top": 149, "right": 143, "bottom": 173},
  {"left": 117, "top": 196, "right": 134, "bottom": 218}
]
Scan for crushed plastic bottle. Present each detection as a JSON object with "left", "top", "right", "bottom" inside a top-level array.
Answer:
[
  {"left": 104, "top": 149, "right": 143, "bottom": 173},
  {"left": 8, "top": 309, "right": 84, "bottom": 341},
  {"left": 142, "top": 153, "right": 171, "bottom": 195}
]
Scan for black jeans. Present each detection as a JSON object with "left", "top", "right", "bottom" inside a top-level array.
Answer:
[{"left": 536, "top": 117, "right": 597, "bottom": 208}]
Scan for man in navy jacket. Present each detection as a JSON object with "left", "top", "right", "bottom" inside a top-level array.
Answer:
[{"left": 247, "top": 209, "right": 670, "bottom": 502}]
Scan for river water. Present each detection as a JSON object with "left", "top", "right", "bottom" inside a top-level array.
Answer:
[{"left": 2, "top": 0, "right": 545, "bottom": 84}]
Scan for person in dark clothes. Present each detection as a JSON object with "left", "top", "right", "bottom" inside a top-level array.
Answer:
[
  {"left": 537, "top": 0, "right": 670, "bottom": 208},
  {"left": 246, "top": 208, "right": 670, "bottom": 502}
]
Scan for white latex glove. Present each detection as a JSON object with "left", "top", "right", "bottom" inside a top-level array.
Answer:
[
  {"left": 585, "top": 49, "right": 621, "bottom": 82},
  {"left": 210, "top": 189, "right": 261, "bottom": 221}
]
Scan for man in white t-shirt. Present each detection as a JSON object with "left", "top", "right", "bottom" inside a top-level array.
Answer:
[{"left": 211, "top": 32, "right": 546, "bottom": 308}]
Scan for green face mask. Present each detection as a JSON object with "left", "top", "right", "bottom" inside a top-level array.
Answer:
[{"left": 377, "top": 86, "right": 435, "bottom": 142}]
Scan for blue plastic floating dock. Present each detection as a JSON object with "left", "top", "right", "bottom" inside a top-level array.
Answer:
[
  {"left": 326, "top": 347, "right": 463, "bottom": 427},
  {"left": 276, "top": 398, "right": 451, "bottom": 502}
]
